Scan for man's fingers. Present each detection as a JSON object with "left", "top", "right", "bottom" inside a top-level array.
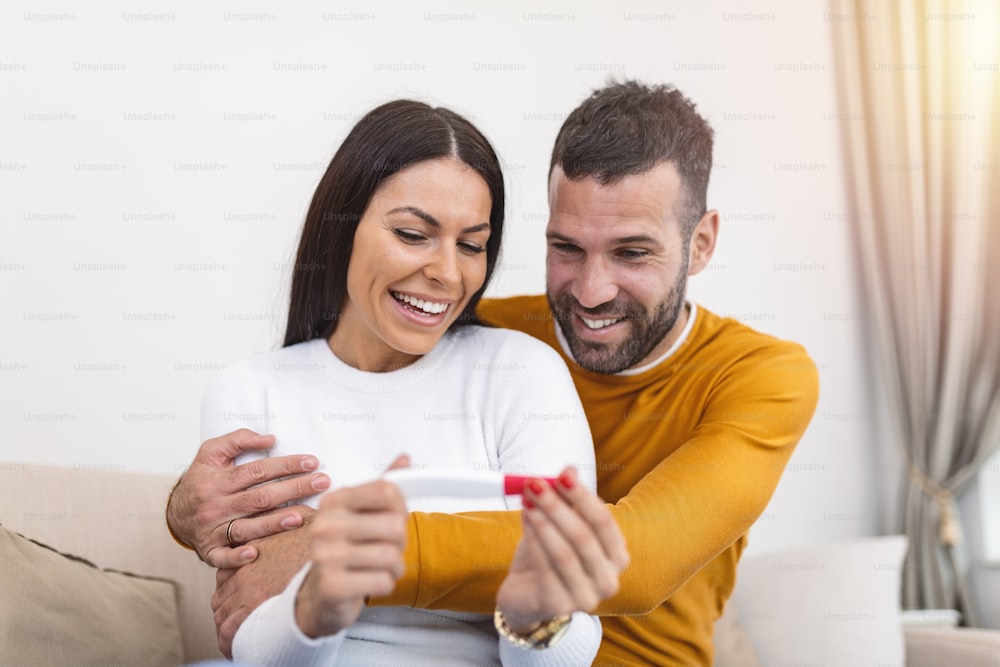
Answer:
[
  {"left": 213, "top": 571, "right": 272, "bottom": 657},
  {"left": 196, "top": 428, "right": 276, "bottom": 468},
  {"left": 216, "top": 604, "right": 250, "bottom": 659},
  {"left": 204, "top": 543, "right": 258, "bottom": 569},
  {"left": 213, "top": 566, "right": 238, "bottom": 606},
  {"left": 227, "top": 468, "right": 330, "bottom": 516},
  {"left": 223, "top": 507, "right": 308, "bottom": 546},
  {"left": 212, "top": 528, "right": 312, "bottom": 656},
  {"left": 206, "top": 505, "right": 316, "bottom": 567},
  {"left": 210, "top": 553, "right": 269, "bottom": 610},
  {"left": 224, "top": 454, "right": 325, "bottom": 496},
  {"left": 216, "top": 567, "right": 237, "bottom": 588}
]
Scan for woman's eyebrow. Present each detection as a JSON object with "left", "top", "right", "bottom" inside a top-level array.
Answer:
[{"left": 387, "top": 206, "right": 489, "bottom": 233}]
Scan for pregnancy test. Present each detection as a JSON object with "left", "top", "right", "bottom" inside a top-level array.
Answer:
[{"left": 382, "top": 469, "right": 558, "bottom": 499}]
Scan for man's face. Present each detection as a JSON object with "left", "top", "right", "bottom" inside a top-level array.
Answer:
[{"left": 545, "top": 163, "right": 690, "bottom": 374}]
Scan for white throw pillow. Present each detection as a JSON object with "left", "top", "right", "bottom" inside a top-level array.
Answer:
[{"left": 730, "top": 535, "right": 907, "bottom": 666}]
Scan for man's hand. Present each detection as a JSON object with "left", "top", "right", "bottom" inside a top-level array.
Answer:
[
  {"left": 496, "top": 467, "right": 630, "bottom": 633},
  {"left": 212, "top": 519, "right": 314, "bottom": 658},
  {"left": 166, "top": 428, "right": 331, "bottom": 567}
]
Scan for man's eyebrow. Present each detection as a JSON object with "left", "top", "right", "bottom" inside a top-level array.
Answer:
[
  {"left": 386, "top": 206, "right": 489, "bottom": 233},
  {"left": 546, "top": 231, "right": 660, "bottom": 246},
  {"left": 613, "top": 235, "right": 660, "bottom": 246},
  {"left": 546, "top": 231, "right": 576, "bottom": 243}
]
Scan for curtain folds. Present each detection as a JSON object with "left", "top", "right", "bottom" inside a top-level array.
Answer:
[{"left": 829, "top": 0, "right": 1000, "bottom": 625}]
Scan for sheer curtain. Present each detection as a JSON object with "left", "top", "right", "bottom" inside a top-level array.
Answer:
[{"left": 829, "top": 0, "right": 1000, "bottom": 624}]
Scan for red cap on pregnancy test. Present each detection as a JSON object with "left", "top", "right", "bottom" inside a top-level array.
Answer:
[
  {"left": 381, "top": 469, "right": 561, "bottom": 500},
  {"left": 503, "top": 475, "right": 559, "bottom": 495}
]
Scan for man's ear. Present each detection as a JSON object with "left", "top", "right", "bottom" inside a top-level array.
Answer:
[{"left": 687, "top": 209, "right": 719, "bottom": 276}]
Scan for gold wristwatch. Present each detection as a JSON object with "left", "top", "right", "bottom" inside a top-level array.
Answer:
[{"left": 494, "top": 608, "right": 572, "bottom": 650}]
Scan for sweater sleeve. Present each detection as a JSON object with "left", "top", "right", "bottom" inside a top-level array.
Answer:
[
  {"left": 200, "top": 360, "right": 268, "bottom": 442},
  {"left": 232, "top": 563, "right": 347, "bottom": 666},
  {"left": 598, "top": 341, "right": 819, "bottom": 613},
  {"left": 200, "top": 360, "right": 272, "bottom": 471},
  {"left": 378, "top": 340, "right": 819, "bottom": 616}
]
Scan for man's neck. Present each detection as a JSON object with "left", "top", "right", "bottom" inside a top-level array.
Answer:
[
  {"left": 617, "top": 303, "right": 696, "bottom": 376},
  {"left": 636, "top": 302, "right": 690, "bottom": 367}
]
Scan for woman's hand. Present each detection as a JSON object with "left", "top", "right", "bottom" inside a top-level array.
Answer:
[
  {"left": 294, "top": 465, "right": 409, "bottom": 638},
  {"left": 496, "top": 467, "right": 630, "bottom": 634}
]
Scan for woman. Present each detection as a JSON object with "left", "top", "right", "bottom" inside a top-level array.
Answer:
[{"left": 200, "top": 100, "right": 627, "bottom": 665}]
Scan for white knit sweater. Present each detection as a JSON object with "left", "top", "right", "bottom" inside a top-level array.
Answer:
[{"left": 201, "top": 325, "right": 601, "bottom": 666}]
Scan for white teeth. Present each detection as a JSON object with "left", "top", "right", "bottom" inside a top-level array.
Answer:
[
  {"left": 582, "top": 316, "right": 621, "bottom": 330},
  {"left": 393, "top": 292, "right": 449, "bottom": 315}
]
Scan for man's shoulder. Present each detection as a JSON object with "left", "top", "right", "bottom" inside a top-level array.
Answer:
[
  {"left": 476, "top": 295, "right": 555, "bottom": 339},
  {"left": 694, "top": 306, "right": 813, "bottom": 361},
  {"left": 692, "top": 306, "right": 819, "bottom": 394}
]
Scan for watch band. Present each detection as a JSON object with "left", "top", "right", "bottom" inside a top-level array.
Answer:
[{"left": 494, "top": 608, "right": 572, "bottom": 650}]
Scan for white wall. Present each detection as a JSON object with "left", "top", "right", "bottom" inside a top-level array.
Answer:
[{"left": 1, "top": 1, "right": 878, "bottom": 552}]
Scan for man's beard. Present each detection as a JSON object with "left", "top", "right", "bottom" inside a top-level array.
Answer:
[{"left": 548, "top": 267, "right": 687, "bottom": 374}]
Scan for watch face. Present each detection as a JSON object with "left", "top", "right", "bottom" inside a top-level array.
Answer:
[
  {"left": 534, "top": 615, "right": 572, "bottom": 648},
  {"left": 495, "top": 609, "right": 572, "bottom": 649}
]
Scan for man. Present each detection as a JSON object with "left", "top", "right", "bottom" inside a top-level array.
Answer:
[{"left": 168, "top": 80, "right": 819, "bottom": 665}]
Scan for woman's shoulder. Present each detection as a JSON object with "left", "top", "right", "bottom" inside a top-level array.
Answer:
[
  {"left": 210, "top": 339, "right": 322, "bottom": 382},
  {"left": 451, "top": 325, "right": 567, "bottom": 371}
]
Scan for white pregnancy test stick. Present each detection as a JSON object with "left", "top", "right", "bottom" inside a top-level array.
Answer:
[{"left": 381, "top": 469, "right": 558, "bottom": 500}]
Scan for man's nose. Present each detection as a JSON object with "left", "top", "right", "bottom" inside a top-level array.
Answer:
[{"left": 571, "top": 257, "right": 618, "bottom": 308}]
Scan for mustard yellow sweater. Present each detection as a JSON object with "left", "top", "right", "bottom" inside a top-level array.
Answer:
[{"left": 376, "top": 296, "right": 819, "bottom": 665}]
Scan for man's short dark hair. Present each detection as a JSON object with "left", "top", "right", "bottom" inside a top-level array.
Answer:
[{"left": 550, "top": 80, "right": 714, "bottom": 236}]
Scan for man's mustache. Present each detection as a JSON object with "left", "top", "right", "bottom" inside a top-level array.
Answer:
[{"left": 554, "top": 295, "right": 631, "bottom": 319}]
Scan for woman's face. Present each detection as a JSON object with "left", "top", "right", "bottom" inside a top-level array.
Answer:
[{"left": 328, "top": 157, "right": 492, "bottom": 372}]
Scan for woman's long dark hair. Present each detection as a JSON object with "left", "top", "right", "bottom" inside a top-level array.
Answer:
[{"left": 283, "top": 100, "right": 505, "bottom": 347}]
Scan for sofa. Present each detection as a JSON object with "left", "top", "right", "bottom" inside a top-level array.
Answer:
[
  {"left": 1, "top": 462, "right": 220, "bottom": 665},
  {"left": 2, "top": 462, "right": 999, "bottom": 666}
]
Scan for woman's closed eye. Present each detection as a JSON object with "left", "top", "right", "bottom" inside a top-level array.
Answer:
[
  {"left": 458, "top": 241, "right": 486, "bottom": 255},
  {"left": 393, "top": 228, "right": 427, "bottom": 244},
  {"left": 394, "top": 228, "right": 485, "bottom": 255}
]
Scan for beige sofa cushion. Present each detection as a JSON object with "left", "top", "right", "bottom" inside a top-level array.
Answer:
[
  {"left": 0, "top": 526, "right": 183, "bottom": 666},
  {"left": 905, "top": 626, "right": 1000, "bottom": 667},
  {"left": 0, "top": 463, "right": 220, "bottom": 662}
]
